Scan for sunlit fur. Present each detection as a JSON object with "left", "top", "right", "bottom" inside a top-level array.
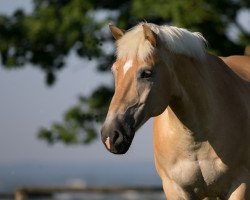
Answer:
[
  {"left": 116, "top": 23, "right": 207, "bottom": 62},
  {"left": 220, "top": 55, "right": 250, "bottom": 81}
]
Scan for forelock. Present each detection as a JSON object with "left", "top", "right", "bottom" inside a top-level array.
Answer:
[
  {"left": 115, "top": 23, "right": 207, "bottom": 62},
  {"left": 116, "top": 24, "right": 155, "bottom": 62}
]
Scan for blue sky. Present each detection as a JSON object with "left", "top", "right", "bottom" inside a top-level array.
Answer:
[{"left": 0, "top": 0, "right": 155, "bottom": 166}]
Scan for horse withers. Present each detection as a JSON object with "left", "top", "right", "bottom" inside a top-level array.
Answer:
[
  {"left": 101, "top": 23, "right": 250, "bottom": 200},
  {"left": 220, "top": 55, "right": 250, "bottom": 81}
]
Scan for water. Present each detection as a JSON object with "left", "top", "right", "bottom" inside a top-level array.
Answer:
[
  {"left": 0, "top": 191, "right": 165, "bottom": 200},
  {"left": 0, "top": 162, "right": 164, "bottom": 199},
  {"left": 25, "top": 191, "right": 166, "bottom": 200},
  {"left": 0, "top": 162, "right": 161, "bottom": 193}
]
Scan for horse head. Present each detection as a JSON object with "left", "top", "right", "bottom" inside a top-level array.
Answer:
[{"left": 101, "top": 24, "right": 174, "bottom": 154}]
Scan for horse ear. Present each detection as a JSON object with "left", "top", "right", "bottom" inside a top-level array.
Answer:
[
  {"left": 109, "top": 23, "right": 124, "bottom": 40},
  {"left": 142, "top": 24, "right": 157, "bottom": 47}
]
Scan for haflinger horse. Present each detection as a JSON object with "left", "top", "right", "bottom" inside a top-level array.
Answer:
[
  {"left": 101, "top": 23, "right": 250, "bottom": 200},
  {"left": 220, "top": 55, "right": 250, "bottom": 81}
]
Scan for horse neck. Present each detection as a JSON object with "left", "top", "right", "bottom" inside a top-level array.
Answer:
[{"left": 165, "top": 53, "right": 246, "bottom": 137}]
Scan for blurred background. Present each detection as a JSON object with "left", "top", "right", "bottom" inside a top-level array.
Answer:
[{"left": 0, "top": 0, "right": 249, "bottom": 199}]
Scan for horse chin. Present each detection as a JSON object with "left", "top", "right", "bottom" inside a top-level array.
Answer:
[{"left": 109, "top": 144, "right": 130, "bottom": 155}]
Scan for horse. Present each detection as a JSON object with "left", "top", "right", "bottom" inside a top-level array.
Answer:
[
  {"left": 220, "top": 55, "right": 250, "bottom": 82},
  {"left": 101, "top": 23, "right": 250, "bottom": 200}
]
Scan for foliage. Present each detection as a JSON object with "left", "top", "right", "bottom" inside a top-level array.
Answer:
[
  {"left": 38, "top": 86, "right": 113, "bottom": 145},
  {"left": 1, "top": 0, "right": 249, "bottom": 145}
]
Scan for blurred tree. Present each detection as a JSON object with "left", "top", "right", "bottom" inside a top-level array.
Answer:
[{"left": 1, "top": 0, "right": 249, "bottom": 145}]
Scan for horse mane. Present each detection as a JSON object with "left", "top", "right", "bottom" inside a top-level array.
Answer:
[{"left": 116, "top": 23, "right": 207, "bottom": 62}]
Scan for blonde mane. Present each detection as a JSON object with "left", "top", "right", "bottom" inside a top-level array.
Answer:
[{"left": 116, "top": 23, "right": 207, "bottom": 61}]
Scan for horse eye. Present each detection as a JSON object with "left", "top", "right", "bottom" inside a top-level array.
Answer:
[{"left": 140, "top": 70, "right": 153, "bottom": 79}]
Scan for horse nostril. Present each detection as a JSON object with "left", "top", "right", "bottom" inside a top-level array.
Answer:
[
  {"left": 113, "top": 130, "right": 119, "bottom": 142},
  {"left": 111, "top": 130, "right": 123, "bottom": 145}
]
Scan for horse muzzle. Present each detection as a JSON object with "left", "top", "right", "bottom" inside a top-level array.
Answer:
[{"left": 101, "top": 117, "right": 134, "bottom": 154}]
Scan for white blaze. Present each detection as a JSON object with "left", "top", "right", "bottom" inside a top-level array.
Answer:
[{"left": 123, "top": 60, "right": 133, "bottom": 75}]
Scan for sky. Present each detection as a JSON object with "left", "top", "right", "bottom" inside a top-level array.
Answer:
[{"left": 0, "top": 0, "right": 155, "bottom": 165}]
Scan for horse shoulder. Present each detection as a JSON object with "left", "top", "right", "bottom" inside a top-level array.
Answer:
[{"left": 153, "top": 108, "right": 202, "bottom": 184}]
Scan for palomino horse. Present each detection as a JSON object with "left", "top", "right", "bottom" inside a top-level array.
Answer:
[
  {"left": 101, "top": 23, "right": 250, "bottom": 200},
  {"left": 220, "top": 55, "right": 250, "bottom": 81}
]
